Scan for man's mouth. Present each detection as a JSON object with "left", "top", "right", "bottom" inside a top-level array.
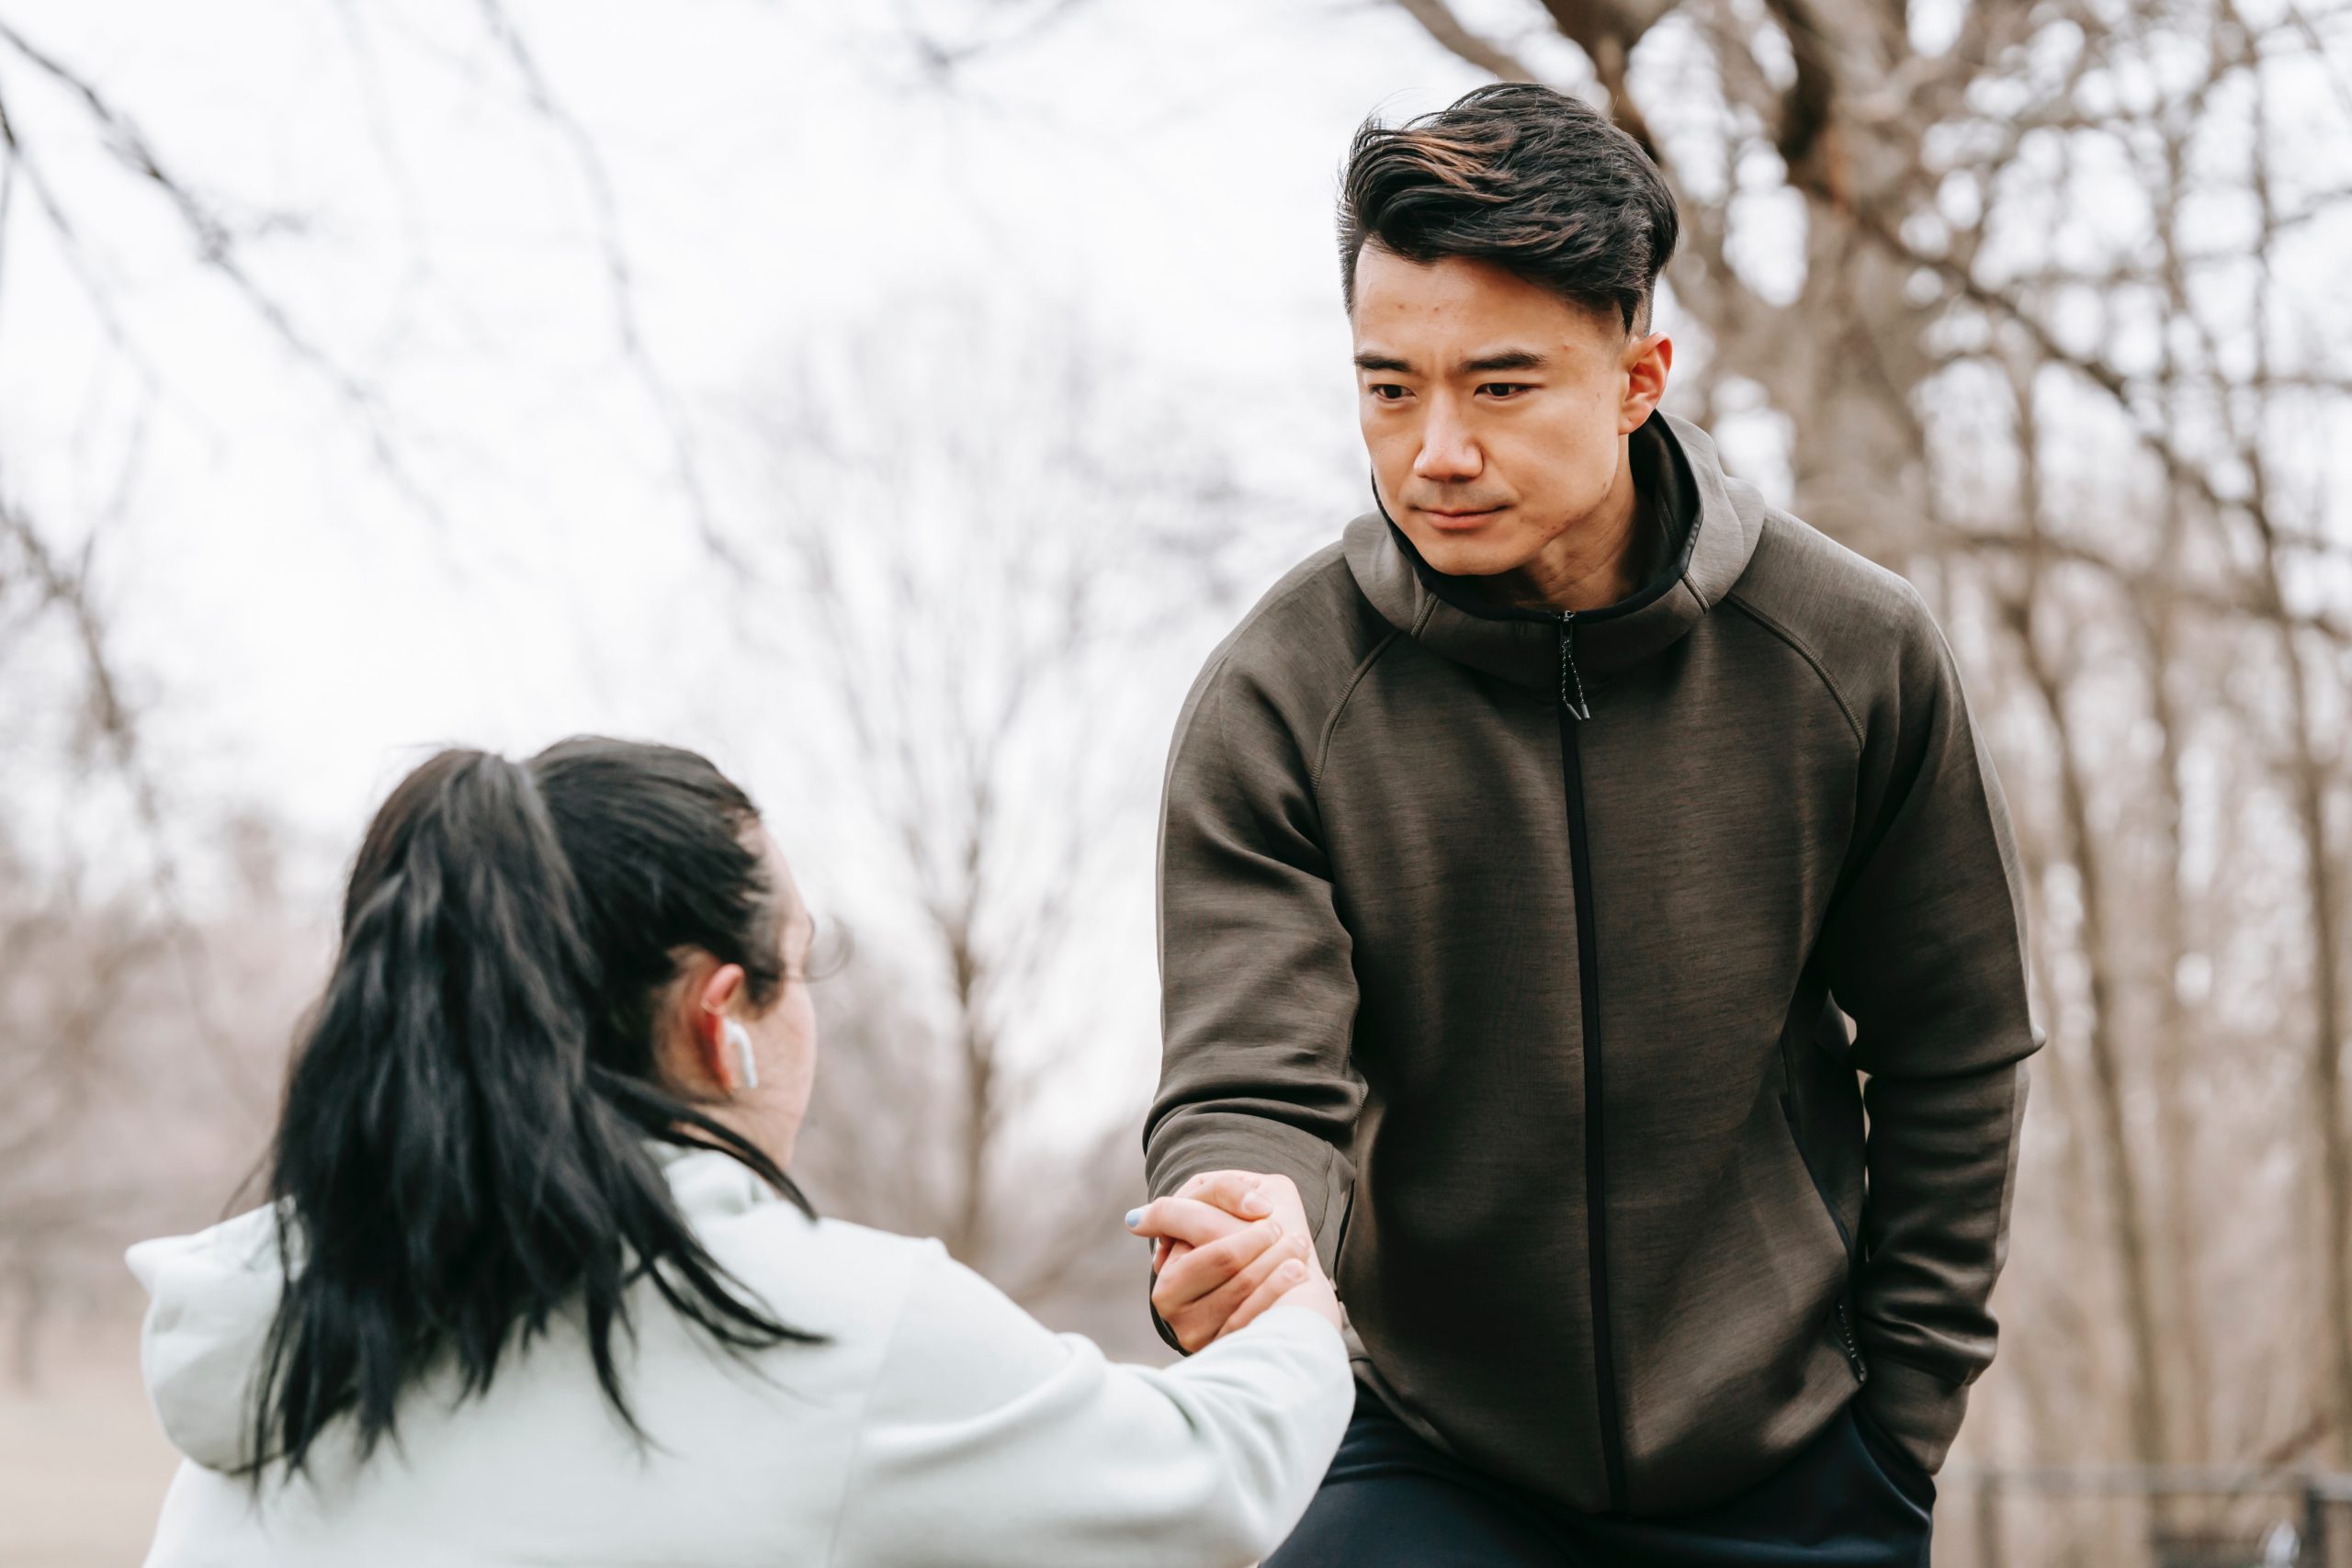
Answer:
[{"left": 1418, "top": 504, "right": 1508, "bottom": 531}]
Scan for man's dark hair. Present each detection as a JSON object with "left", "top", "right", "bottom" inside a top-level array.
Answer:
[{"left": 1338, "top": 83, "right": 1679, "bottom": 333}]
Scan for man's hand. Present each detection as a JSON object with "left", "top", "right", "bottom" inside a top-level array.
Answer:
[{"left": 1130, "top": 1170, "right": 1337, "bottom": 1351}]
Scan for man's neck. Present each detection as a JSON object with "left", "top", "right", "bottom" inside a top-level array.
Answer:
[{"left": 1485, "top": 454, "right": 1649, "bottom": 615}]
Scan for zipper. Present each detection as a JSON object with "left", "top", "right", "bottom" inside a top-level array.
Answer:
[
  {"left": 1556, "top": 609, "right": 1592, "bottom": 720},
  {"left": 1834, "top": 1300, "right": 1870, "bottom": 1385},
  {"left": 1556, "top": 614, "right": 1626, "bottom": 1512}
]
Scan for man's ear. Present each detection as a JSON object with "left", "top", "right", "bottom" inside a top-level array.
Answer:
[{"left": 1620, "top": 331, "right": 1672, "bottom": 433}]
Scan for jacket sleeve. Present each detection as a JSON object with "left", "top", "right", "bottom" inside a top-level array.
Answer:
[
  {"left": 1815, "top": 587, "right": 2041, "bottom": 1475},
  {"left": 828, "top": 1243, "right": 1355, "bottom": 1568},
  {"left": 1145, "top": 659, "right": 1365, "bottom": 1281}
]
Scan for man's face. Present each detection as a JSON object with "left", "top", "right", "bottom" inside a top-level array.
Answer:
[{"left": 1351, "top": 246, "right": 1669, "bottom": 580}]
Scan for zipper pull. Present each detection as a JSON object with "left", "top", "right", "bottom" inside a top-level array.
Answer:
[{"left": 1556, "top": 615, "right": 1591, "bottom": 721}]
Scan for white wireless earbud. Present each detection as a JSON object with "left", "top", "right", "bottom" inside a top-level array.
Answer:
[{"left": 721, "top": 1019, "right": 759, "bottom": 1091}]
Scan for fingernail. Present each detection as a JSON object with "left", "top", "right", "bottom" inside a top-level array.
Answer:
[
  {"left": 1239, "top": 1190, "right": 1272, "bottom": 1217},
  {"left": 1279, "top": 1260, "right": 1306, "bottom": 1281},
  {"left": 1124, "top": 1208, "right": 1143, "bottom": 1229}
]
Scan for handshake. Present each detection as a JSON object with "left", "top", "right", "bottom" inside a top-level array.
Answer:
[{"left": 1126, "top": 1171, "right": 1344, "bottom": 1352}]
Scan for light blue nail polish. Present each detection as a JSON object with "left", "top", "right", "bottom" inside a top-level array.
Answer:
[{"left": 1124, "top": 1208, "right": 1144, "bottom": 1229}]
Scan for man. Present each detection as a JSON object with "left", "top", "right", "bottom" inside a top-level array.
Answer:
[{"left": 1140, "top": 83, "right": 2038, "bottom": 1565}]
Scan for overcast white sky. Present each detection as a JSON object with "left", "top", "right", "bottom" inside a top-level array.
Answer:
[
  {"left": 0, "top": 0, "right": 1616, "bottom": 1117},
  {"left": 12, "top": 0, "right": 2338, "bottom": 1113},
  {"left": 0, "top": 0, "right": 1532, "bottom": 842}
]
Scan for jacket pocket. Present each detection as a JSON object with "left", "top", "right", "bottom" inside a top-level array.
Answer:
[
  {"left": 1329, "top": 1177, "right": 1358, "bottom": 1291},
  {"left": 1780, "top": 1091, "right": 1854, "bottom": 1261},
  {"left": 1781, "top": 1093, "right": 1868, "bottom": 1386}
]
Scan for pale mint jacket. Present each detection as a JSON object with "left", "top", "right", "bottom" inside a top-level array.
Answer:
[{"left": 129, "top": 1145, "right": 1352, "bottom": 1567}]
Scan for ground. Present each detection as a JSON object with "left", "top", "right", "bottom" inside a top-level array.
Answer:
[{"left": 0, "top": 1314, "right": 176, "bottom": 1567}]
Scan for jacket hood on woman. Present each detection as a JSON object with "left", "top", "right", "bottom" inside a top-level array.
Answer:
[
  {"left": 128, "top": 1145, "right": 1352, "bottom": 1568},
  {"left": 129, "top": 1199, "right": 284, "bottom": 1472}
]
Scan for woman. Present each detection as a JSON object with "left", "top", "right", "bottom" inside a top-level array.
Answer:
[{"left": 130, "top": 739, "right": 1351, "bottom": 1566}]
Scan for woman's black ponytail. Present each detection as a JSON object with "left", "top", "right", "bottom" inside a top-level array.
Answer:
[{"left": 248, "top": 740, "right": 817, "bottom": 1481}]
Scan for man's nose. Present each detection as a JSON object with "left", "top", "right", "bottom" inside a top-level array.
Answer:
[{"left": 1413, "top": 400, "right": 1483, "bottom": 482}]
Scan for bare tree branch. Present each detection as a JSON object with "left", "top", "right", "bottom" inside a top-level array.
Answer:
[
  {"left": 474, "top": 0, "right": 741, "bottom": 569},
  {"left": 1386, "top": 0, "right": 1539, "bottom": 82},
  {"left": 0, "top": 17, "right": 443, "bottom": 524},
  {"left": 0, "top": 499, "right": 266, "bottom": 1121}
]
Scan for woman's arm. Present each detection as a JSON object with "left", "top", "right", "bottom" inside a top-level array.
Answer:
[{"left": 827, "top": 1241, "right": 1352, "bottom": 1568}]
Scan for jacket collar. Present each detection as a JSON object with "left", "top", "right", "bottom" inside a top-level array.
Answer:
[{"left": 1343, "top": 411, "right": 1765, "bottom": 702}]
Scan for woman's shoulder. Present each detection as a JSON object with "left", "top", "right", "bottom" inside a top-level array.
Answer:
[
  {"left": 718, "top": 1208, "right": 1072, "bottom": 1396},
  {"left": 662, "top": 1149, "right": 1068, "bottom": 1382},
  {"left": 695, "top": 1201, "right": 943, "bottom": 1326},
  {"left": 783, "top": 1215, "right": 964, "bottom": 1309}
]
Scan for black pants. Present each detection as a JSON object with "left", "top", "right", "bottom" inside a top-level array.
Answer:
[{"left": 1264, "top": 1384, "right": 1934, "bottom": 1568}]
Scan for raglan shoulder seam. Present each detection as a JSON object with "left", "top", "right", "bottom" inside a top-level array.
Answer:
[
  {"left": 1312, "top": 627, "right": 1406, "bottom": 790},
  {"left": 1722, "top": 589, "right": 1867, "bottom": 750},
  {"left": 1182, "top": 547, "right": 1359, "bottom": 716}
]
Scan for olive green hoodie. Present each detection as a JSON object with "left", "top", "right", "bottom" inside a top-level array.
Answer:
[{"left": 1147, "top": 410, "right": 2037, "bottom": 1517}]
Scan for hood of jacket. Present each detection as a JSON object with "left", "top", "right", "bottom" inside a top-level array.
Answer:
[
  {"left": 126, "top": 1201, "right": 288, "bottom": 1472},
  {"left": 125, "top": 1140, "right": 779, "bottom": 1473},
  {"left": 1343, "top": 409, "right": 1767, "bottom": 699}
]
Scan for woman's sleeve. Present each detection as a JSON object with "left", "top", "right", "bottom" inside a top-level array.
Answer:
[{"left": 827, "top": 1240, "right": 1352, "bottom": 1568}]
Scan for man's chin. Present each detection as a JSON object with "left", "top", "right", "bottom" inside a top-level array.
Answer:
[{"left": 1403, "top": 525, "right": 1532, "bottom": 581}]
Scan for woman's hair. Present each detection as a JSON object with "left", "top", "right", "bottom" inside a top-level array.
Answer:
[{"left": 247, "top": 737, "right": 820, "bottom": 1480}]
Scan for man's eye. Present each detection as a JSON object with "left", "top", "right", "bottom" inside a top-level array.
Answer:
[
  {"left": 1369, "top": 384, "right": 1410, "bottom": 400},
  {"left": 1480, "top": 383, "right": 1530, "bottom": 399}
]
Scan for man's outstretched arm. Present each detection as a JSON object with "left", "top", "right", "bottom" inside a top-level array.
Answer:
[
  {"left": 1146, "top": 656, "right": 1363, "bottom": 1351},
  {"left": 1818, "top": 587, "right": 2041, "bottom": 1475}
]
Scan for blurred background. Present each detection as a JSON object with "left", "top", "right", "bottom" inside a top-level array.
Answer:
[{"left": 0, "top": 1, "right": 2346, "bottom": 1563}]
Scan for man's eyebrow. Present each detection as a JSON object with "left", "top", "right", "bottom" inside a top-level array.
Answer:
[
  {"left": 1460, "top": 349, "right": 1549, "bottom": 374},
  {"left": 1351, "top": 348, "right": 1554, "bottom": 375}
]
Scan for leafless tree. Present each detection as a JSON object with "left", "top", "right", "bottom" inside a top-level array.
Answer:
[
  {"left": 0, "top": 0, "right": 758, "bottom": 1357},
  {"left": 0, "top": 6, "right": 1218, "bottom": 1377},
  {"left": 732, "top": 298, "right": 1263, "bottom": 1347}
]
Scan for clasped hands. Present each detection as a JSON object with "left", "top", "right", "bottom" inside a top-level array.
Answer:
[{"left": 1127, "top": 1171, "right": 1342, "bottom": 1352}]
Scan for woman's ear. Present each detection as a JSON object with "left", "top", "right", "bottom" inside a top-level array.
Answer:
[{"left": 693, "top": 963, "right": 749, "bottom": 1091}]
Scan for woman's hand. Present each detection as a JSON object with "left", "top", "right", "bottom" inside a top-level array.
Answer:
[{"left": 1128, "top": 1171, "right": 1341, "bottom": 1349}]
